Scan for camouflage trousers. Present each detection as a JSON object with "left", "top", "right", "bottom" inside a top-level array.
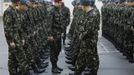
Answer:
[
  {"left": 49, "top": 34, "right": 62, "bottom": 69},
  {"left": 75, "top": 46, "right": 99, "bottom": 75},
  {"left": 63, "top": 28, "right": 67, "bottom": 44},
  {"left": 8, "top": 46, "right": 30, "bottom": 75}
]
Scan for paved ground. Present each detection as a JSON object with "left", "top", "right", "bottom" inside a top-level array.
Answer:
[
  {"left": 0, "top": 16, "right": 9, "bottom": 75},
  {"left": 0, "top": 17, "right": 134, "bottom": 75}
]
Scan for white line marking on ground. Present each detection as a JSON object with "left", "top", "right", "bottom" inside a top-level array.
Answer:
[{"left": 100, "top": 42, "right": 110, "bottom": 53}]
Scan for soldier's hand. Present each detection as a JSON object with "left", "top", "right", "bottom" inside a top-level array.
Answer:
[
  {"left": 131, "top": 26, "right": 134, "bottom": 32},
  {"left": 79, "top": 34, "right": 82, "bottom": 40},
  {"left": 48, "top": 36, "right": 54, "bottom": 41},
  {"left": 61, "top": 33, "right": 64, "bottom": 38},
  {"left": 10, "top": 42, "right": 16, "bottom": 48},
  {"left": 22, "top": 40, "right": 25, "bottom": 46}
]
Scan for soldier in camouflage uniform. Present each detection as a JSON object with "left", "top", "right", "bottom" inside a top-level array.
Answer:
[
  {"left": 15, "top": 0, "right": 34, "bottom": 75},
  {"left": 4, "top": 0, "right": 32, "bottom": 75},
  {"left": 26, "top": 1, "right": 48, "bottom": 73},
  {"left": 74, "top": 0, "right": 100, "bottom": 74},
  {"left": 102, "top": 3, "right": 134, "bottom": 63},
  {"left": 126, "top": 0, "right": 134, "bottom": 63},
  {"left": 20, "top": 1, "right": 43, "bottom": 74},
  {"left": 68, "top": 2, "right": 80, "bottom": 39},
  {"left": 65, "top": 4, "right": 84, "bottom": 68},
  {"left": 32, "top": 3, "right": 49, "bottom": 70},
  {"left": 25, "top": 1, "right": 38, "bottom": 70},
  {"left": 48, "top": 0, "right": 64, "bottom": 73},
  {"left": 36, "top": 2, "right": 50, "bottom": 69},
  {"left": 3, "top": 0, "right": 20, "bottom": 75},
  {"left": 65, "top": 9, "right": 84, "bottom": 66},
  {"left": 60, "top": 2, "right": 70, "bottom": 45}
]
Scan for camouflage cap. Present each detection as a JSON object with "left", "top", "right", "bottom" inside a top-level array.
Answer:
[
  {"left": 80, "top": 0, "right": 95, "bottom": 6},
  {"left": 11, "top": 0, "right": 19, "bottom": 3},
  {"left": 20, "top": 0, "right": 29, "bottom": 5},
  {"left": 72, "top": 1, "right": 76, "bottom": 6}
]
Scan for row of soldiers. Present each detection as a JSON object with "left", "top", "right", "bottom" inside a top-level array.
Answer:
[
  {"left": 102, "top": 2, "right": 134, "bottom": 63},
  {"left": 101, "top": 0, "right": 134, "bottom": 5},
  {"left": 65, "top": 0, "right": 100, "bottom": 75},
  {"left": 3, "top": 0, "right": 70, "bottom": 74}
]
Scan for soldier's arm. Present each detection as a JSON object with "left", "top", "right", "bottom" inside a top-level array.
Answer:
[
  {"left": 3, "top": 10, "right": 14, "bottom": 45},
  {"left": 95, "top": 9, "right": 100, "bottom": 31},
  {"left": 47, "top": 11, "right": 53, "bottom": 36},
  {"left": 47, "top": 11, "right": 55, "bottom": 41},
  {"left": 66, "top": 8, "right": 71, "bottom": 26},
  {"left": 61, "top": 18, "right": 65, "bottom": 34}
]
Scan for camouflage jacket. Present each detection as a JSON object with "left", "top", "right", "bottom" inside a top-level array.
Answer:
[
  {"left": 79, "top": 7, "right": 100, "bottom": 48},
  {"left": 61, "top": 6, "right": 70, "bottom": 29},
  {"left": 49, "top": 6, "right": 64, "bottom": 36},
  {"left": 3, "top": 6, "right": 22, "bottom": 46}
]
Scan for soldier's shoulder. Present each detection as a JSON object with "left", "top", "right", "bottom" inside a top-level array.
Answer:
[
  {"left": 47, "top": 5, "right": 53, "bottom": 11},
  {"left": 65, "top": 7, "right": 70, "bottom": 12},
  {"left": 92, "top": 8, "right": 99, "bottom": 15},
  {"left": 3, "top": 6, "right": 14, "bottom": 22},
  {"left": 47, "top": 5, "right": 54, "bottom": 12},
  {"left": 4, "top": 6, "right": 12, "bottom": 13},
  {"left": 86, "top": 8, "right": 99, "bottom": 18},
  {"left": 4, "top": 6, "right": 14, "bottom": 17},
  {"left": 94, "top": 7, "right": 99, "bottom": 12},
  {"left": 65, "top": 6, "right": 69, "bottom": 10}
]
